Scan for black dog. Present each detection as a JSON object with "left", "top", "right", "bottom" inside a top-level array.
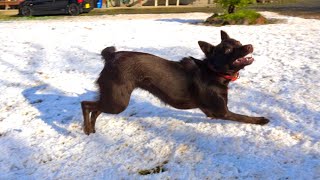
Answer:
[{"left": 81, "top": 31, "right": 269, "bottom": 135}]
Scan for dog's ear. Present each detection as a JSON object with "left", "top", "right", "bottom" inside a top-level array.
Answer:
[
  {"left": 198, "top": 41, "right": 215, "bottom": 57},
  {"left": 221, "top": 30, "right": 230, "bottom": 41}
]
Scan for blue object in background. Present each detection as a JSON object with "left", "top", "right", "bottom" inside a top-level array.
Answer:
[{"left": 97, "top": 0, "right": 102, "bottom": 8}]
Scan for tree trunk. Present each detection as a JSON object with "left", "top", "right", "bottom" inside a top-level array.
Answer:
[{"left": 228, "top": 5, "right": 235, "bottom": 14}]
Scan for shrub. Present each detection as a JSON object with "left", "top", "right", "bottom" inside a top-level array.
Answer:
[
  {"left": 205, "top": 9, "right": 267, "bottom": 25},
  {"left": 221, "top": 9, "right": 261, "bottom": 23},
  {"left": 217, "top": 0, "right": 255, "bottom": 14}
]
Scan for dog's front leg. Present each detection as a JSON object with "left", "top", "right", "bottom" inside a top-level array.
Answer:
[
  {"left": 200, "top": 95, "right": 269, "bottom": 125},
  {"left": 223, "top": 111, "right": 269, "bottom": 125},
  {"left": 202, "top": 108, "right": 269, "bottom": 125}
]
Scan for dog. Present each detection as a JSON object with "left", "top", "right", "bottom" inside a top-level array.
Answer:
[{"left": 81, "top": 30, "right": 269, "bottom": 135}]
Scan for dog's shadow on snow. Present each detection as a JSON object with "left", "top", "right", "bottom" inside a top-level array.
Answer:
[
  {"left": 22, "top": 84, "right": 206, "bottom": 135},
  {"left": 230, "top": 83, "right": 320, "bottom": 140},
  {"left": 22, "top": 82, "right": 319, "bottom": 140},
  {"left": 22, "top": 84, "right": 97, "bottom": 134},
  {"left": 122, "top": 97, "right": 207, "bottom": 122},
  {"left": 155, "top": 18, "right": 204, "bottom": 25}
]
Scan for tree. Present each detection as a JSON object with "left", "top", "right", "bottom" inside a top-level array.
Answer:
[{"left": 217, "top": 0, "right": 254, "bottom": 14}]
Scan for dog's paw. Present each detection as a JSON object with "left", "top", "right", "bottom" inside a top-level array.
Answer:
[
  {"left": 256, "top": 117, "right": 270, "bottom": 125},
  {"left": 83, "top": 126, "right": 95, "bottom": 135}
]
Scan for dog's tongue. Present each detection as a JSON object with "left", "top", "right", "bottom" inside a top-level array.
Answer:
[{"left": 233, "top": 54, "right": 254, "bottom": 66}]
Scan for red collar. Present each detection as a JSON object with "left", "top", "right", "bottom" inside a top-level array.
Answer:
[{"left": 216, "top": 72, "right": 239, "bottom": 82}]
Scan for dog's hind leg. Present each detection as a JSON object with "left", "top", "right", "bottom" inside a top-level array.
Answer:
[
  {"left": 81, "top": 101, "right": 101, "bottom": 135},
  {"left": 90, "top": 110, "right": 101, "bottom": 133},
  {"left": 98, "top": 82, "right": 134, "bottom": 114}
]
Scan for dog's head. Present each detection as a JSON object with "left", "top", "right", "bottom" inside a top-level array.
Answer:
[{"left": 198, "top": 31, "right": 254, "bottom": 74}]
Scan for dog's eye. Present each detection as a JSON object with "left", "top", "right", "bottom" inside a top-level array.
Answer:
[{"left": 225, "top": 48, "right": 232, "bottom": 54}]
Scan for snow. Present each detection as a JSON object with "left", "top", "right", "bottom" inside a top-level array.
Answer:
[{"left": 0, "top": 12, "right": 319, "bottom": 179}]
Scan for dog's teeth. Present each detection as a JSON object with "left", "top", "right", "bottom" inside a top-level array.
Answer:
[{"left": 245, "top": 53, "right": 252, "bottom": 58}]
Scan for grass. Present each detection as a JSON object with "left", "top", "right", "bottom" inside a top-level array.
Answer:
[
  {"left": 0, "top": 10, "right": 64, "bottom": 21},
  {"left": 0, "top": 6, "right": 217, "bottom": 21},
  {"left": 87, "top": 6, "right": 218, "bottom": 15},
  {"left": 1, "top": 0, "right": 319, "bottom": 21}
]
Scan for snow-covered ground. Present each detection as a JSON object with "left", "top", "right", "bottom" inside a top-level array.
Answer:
[{"left": 0, "top": 12, "right": 319, "bottom": 179}]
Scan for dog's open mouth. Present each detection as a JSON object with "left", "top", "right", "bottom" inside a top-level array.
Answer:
[{"left": 233, "top": 53, "right": 254, "bottom": 67}]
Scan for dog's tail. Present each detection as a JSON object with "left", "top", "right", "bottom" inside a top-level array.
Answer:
[{"left": 101, "top": 46, "right": 116, "bottom": 62}]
